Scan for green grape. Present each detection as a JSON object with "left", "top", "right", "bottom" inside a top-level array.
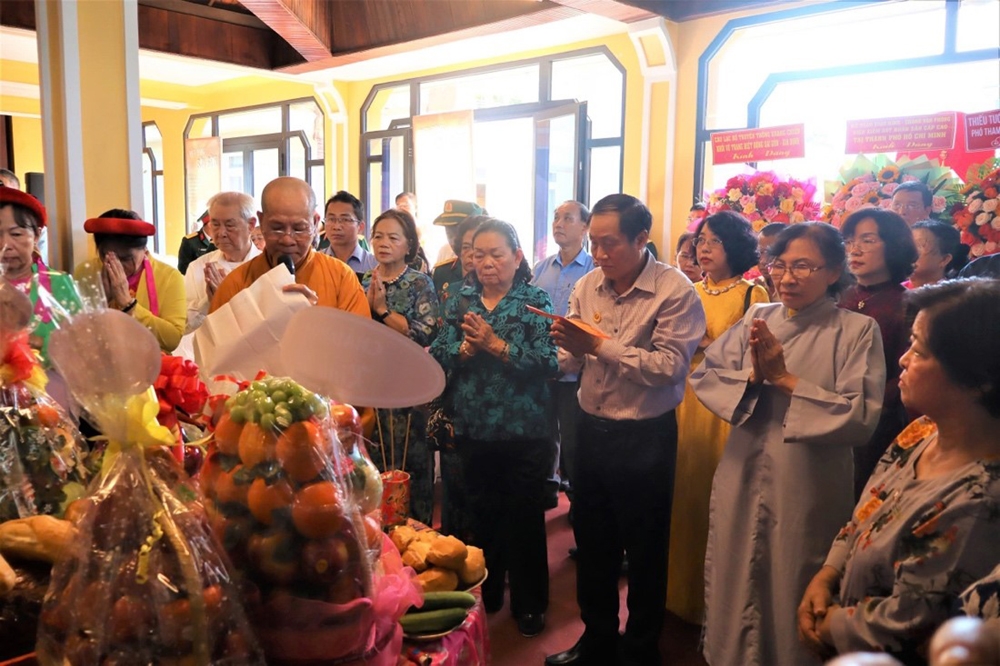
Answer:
[
  {"left": 248, "top": 408, "right": 261, "bottom": 424},
  {"left": 257, "top": 396, "right": 276, "bottom": 414},
  {"left": 250, "top": 381, "right": 266, "bottom": 392},
  {"left": 312, "top": 398, "right": 329, "bottom": 420},
  {"left": 259, "top": 413, "right": 277, "bottom": 432},
  {"left": 250, "top": 390, "right": 267, "bottom": 404},
  {"left": 275, "top": 405, "right": 293, "bottom": 423},
  {"left": 270, "top": 390, "right": 288, "bottom": 404},
  {"left": 229, "top": 407, "right": 247, "bottom": 424}
]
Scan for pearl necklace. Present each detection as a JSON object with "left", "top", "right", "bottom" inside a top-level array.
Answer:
[{"left": 701, "top": 278, "right": 742, "bottom": 296}]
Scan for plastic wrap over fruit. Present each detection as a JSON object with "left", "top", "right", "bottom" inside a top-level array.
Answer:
[
  {"left": 0, "top": 281, "right": 91, "bottom": 522},
  {"left": 36, "top": 309, "right": 265, "bottom": 665},
  {"left": 204, "top": 375, "right": 401, "bottom": 665}
]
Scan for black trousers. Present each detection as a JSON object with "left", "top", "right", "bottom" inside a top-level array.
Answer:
[
  {"left": 458, "top": 436, "right": 550, "bottom": 616},
  {"left": 574, "top": 410, "right": 677, "bottom": 666}
]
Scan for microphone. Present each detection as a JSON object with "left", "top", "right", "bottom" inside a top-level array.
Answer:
[{"left": 277, "top": 254, "right": 295, "bottom": 276}]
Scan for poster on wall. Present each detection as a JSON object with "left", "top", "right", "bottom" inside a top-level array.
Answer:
[
  {"left": 710, "top": 124, "right": 805, "bottom": 165},
  {"left": 845, "top": 112, "right": 956, "bottom": 153},
  {"left": 965, "top": 109, "right": 1000, "bottom": 152},
  {"left": 185, "top": 137, "right": 222, "bottom": 232}
]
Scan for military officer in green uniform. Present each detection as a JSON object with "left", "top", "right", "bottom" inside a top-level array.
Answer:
[
  {"left": 431, "top": 199, "right": 484, "bottom": 297},
  {"left": 176, "top": 210, "right": 215, "bottom": 274}
]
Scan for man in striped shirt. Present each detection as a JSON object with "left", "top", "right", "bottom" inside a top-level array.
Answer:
[{"left": 546, "top": 194, "right": 706, "bottom": 666}]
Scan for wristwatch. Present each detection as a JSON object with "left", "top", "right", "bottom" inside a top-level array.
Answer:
[{"left": 374, "top": 310, "right": 390, "bottom": 323}]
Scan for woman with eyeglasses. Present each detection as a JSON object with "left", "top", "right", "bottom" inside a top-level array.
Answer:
[
  {"left": 74, "top": 209, "right": 186, "bottom": 353},
  {"left": 674, "top": 232, "right": 702, "bottom": 283},
  {"left": 667, "top": 211, "right": 768, "bottom": 624},
  {"left": 839, "top": 208, "right": 918, "bottom": 499},
  {"left": 903, "top": 220, "right": 970, "bottom": 290},
  {"left": 361, "top": 208, "right": 439, "bottom": 525},
  {"left": 690, "top": 222, "right": 886, "bottom": 666}
]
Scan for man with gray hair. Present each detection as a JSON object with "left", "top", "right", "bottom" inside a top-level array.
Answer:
[
  {"left": 0, "top": 169, "right": 20, "bottom": 189},
  {"left": 184, "top": 191, "right": 261, "bottom": 332}
]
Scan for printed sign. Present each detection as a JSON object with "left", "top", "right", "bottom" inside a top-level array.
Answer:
[
  {"left": 965, "top": 109, "right": 1000, "bottom": 152},
  {"left": 846, "top": 113, "right": 956, "bottom": 153},
  {"left": 711, "top": 124, "right": 805, "bottom": 165}
]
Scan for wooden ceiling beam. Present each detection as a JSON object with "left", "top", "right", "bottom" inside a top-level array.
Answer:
[
  {"left": 237, "top": 0, "right": 332, "bottom": 62},
  {"left": 547, "top": 0, "right": 658, "bottom": 24},
  {"left": 281, "top": 4, "right": 582, "bottom": 74}
]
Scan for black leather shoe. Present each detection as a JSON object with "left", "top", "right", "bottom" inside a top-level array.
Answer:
[
  {"left": 517, "top": 612, "right": 545, "bottom": 638},
  {"left": 545, "top": 639, "right": 596, "bottom": 665}
]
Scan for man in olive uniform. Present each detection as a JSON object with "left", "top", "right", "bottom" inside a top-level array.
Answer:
[
  {"left": 431, "top": 199, "right": 484, "bottom": 297},
  {"left": 177, "top": 210, "right": 215, "bottom": 274}
]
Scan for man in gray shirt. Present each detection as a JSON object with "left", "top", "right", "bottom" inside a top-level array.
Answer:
[{"left": 546, "top": 194, "right": 705, "bottom": 666}]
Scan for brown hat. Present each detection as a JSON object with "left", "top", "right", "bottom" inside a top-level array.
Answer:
[
  {"left": 0, "top": 186, "right": 47, "bottom": 229},
  {"left": 433, "top": 200, "right": 483, "bottom": 227},
  {"left": 83, "top": 217, "right": 156, "bottom": 237}
]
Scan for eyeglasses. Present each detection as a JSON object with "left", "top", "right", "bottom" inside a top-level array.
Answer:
[
  {"left": 692, "top": 237, "right": 723, "bottom": 248},
  {"left": 264, "top": 226, "right": 312, "bottom": 240},
  {"left": 676, "top": 252, "right": 696, "bottom": 261},
  {"left": 891, "top": 202, "right": 925, "bottom": 212},
  {"left": 325, "top": 215, "right": 359, "bottom": 226},
  {"left": 844, "top": 235, "right": 882, "bottom": 253},
  {"left": 767, "top": 262, "right": 825, "bottom": 280}
]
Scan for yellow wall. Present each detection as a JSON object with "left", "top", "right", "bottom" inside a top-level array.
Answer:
[{"left": 9, "top": 115, "right": 43, "bottom": 186}]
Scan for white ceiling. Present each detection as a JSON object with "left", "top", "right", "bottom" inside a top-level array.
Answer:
[{"left": 1, "top": 13, "right": 626, "bottom": 89}]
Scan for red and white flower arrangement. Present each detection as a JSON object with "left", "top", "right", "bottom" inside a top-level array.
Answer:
[{"left": 951, "top": 159, "right": 1000, "bottom": 258}]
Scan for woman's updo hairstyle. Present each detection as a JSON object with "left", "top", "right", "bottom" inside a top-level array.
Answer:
[
  {"left": 471, "top": 218, "right": 532, "bottom": 286},
  {"left": 905, "top": 278, "right": 1000, "bottom": 417}
]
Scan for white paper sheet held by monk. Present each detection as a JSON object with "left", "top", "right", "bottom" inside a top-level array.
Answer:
[{"left": 193, "top": 265, "right": 310, "bottom": 381}]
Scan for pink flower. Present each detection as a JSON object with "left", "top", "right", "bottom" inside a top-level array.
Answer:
[
  {"left": 851, "top": 184, "right": 869, "bottom": 197},
  {"left": 740, "top": 195, "right": 754, "bottom": 208},
  {"left": 845, "top": 196, "right": 864, "bottom": 211},
  {"left": 969, "top": 198, "right": 983, "bottom": 214},
  {"left": 881, "top": 182, "right": 899, "bottom": 195},
  {"left": 931, "top": 196, "right": 946, "bottom": 213},
  {"left": 859, "top": 174, "right": 875, "bottom": 183},
  {"left": 902, "top": 175, "right": 919, "bottom": 183},
  {"left": 976, "top": 211, "right": 991, "bottom": 225},
  {"left": 987, "top": 241, "right": 998, "bottom": 254},
  {"left": 833, "top": 191, "right": 850, "bottom": 207},
  {"left": 749, "top": 211, "right": 762, "bottom": 222},
  {"left": 971, "top": 243, "right": 986, "bottom": 257},
  {"left": 763, "top": 206, "right": 779, "bottom": 221},
  {"left": 867, "top": 182, "right": 881, "bottom": 193},
  {"left": 991, "top": 216, "right": 1000, "bottom": 231},
  {"left": 983, "top": 198, "right": 998, "bottom": 213}
]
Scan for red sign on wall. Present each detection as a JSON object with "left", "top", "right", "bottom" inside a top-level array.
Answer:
[
  {"left": 965, "top": 109, "right": 1000, "bottom": 152},
  {"left": 845, "top": 113, "right": 956, "bottom": 153},
  {"left": 710, "top": 124, "right": 805, "bottom": 165}
]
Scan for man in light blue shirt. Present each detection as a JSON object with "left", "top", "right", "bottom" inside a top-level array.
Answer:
[
  {"left": 320, "top": 190, "right": 377, "bottom": 279},
  {"left": 532, "top": 200, "right": 594, "bottom": 510}
]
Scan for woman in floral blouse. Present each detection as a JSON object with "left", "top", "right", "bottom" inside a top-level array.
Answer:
[
  {"left": 429, "top": 218, "right": 558, "bottom": 637},
  {"left": 362, "top": 208, "right": 439, "bottom": 525},
  {"left": 799, "top": 278, "right": 1000, "bottom": 663}
]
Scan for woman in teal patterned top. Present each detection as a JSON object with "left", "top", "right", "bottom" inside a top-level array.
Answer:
[
  {"left": 799, "top": 279, "right": 1000, "bottom": 664},
  {"left": 429, "top": 218, "right": 557, "bottom": 635},
  {"left": 362, "top": 208, "right": 439, "bottom": 525}
]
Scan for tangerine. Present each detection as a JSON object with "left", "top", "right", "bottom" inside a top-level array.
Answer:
[
  {"left": 214, "top": 465, "right": 250, "bottom": 506},
  {"left": 248, "top": 477, "right": 294, "bottom": 525},
  {"left": 291, "top": 481, "right": 345, "bottom": 539},
  {"left": 214, "top": 413, "right": 244, "bottom": 456},
  {"left": 238, "top": 422, "right": 278, "bottom": 468},
  {"left": 276, "top": 420, "right": 330, "bottom": 483}
]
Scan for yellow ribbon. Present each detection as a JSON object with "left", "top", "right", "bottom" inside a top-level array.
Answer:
[
  {"left": 0, "top": 363, "right": 48, "bottom": 393},
  {"left": 98, "top": 387, "right": 177, "bottom": 480}
]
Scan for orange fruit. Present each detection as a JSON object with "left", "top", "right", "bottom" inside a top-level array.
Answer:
[
  {"left": 291, "top": 481, "right": 345, "bottom": 539},
  {"left": 214, "top": 413, "right": 244, "bottom": 456},
  {"left": 214, "top": 465, "right": 250, "bottom": 506},
  {"left": 238, "top": 422, "right": 278, "bottom": 468},
  {"left": 276, "top": 421, "right": 330, "bottom": 483},
  {"left": 362, "top": 512, "right": 383, "bottom": 551},
  {"left": 36, "top": 404, "right": 61, "bottom": 428},
  {"left": 248, "top": 477, "right": 294, "bottom": 525}
]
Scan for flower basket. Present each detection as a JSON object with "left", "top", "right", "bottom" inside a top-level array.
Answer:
[
  {"left": 705, "top": 171, "right": 820, "bottom": 232},
  {"left": 951, "top": 158, "right": 1000, "bottom": 258}
]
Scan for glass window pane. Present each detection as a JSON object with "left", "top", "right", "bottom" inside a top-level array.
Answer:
[
  {"left": 473, "top": 117, "right": 535, "bottom": 262},
  {"left": 552, "top": 54, "right": 623, "bottom": 139},
  {"left": 223, "top": 152, "right": 245, "bottom": 194},
  {"left": 706, "top": 1, "right": 947, "bottom": 130},
  {"left": 218, "top": 107, "right": 282, "bottom": 139},
  {"left": 589, "top": 145, "right": 621, "bottom": 208},
  {"left": 366, "top": 86, "right": 411, "bottom": 132},
  {"left": 252, "top": 148, "right": 280, "bottom": 205},
  {"left": 957, "top": 0, "right": 1000, "bottom": 52},
  {"left": 290, "top": 137, "right": 306, "bottom": 182},
  {"left": 143, "top": 123, "right": 163, "bottom": 166},
  {"left": 420, "top": 65, "right": 539, "bottom": 115},
  {"left": 310, "top": 165, "right": 325, "bottom": 209},
  {"left": 368, "top": 163, "right": 384, "bottom": 230},
  {"left": 142, "top": 152, "right": 154, "bottom": 223},
  {"left": 155, "top": 175, "right": 166, "bottom": 244},
  {"left": 290, "top": 100, "right": 324, "bottom": 156},
  {"left": 188, "top": 117, "right": 213, "bottom": 139}
]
